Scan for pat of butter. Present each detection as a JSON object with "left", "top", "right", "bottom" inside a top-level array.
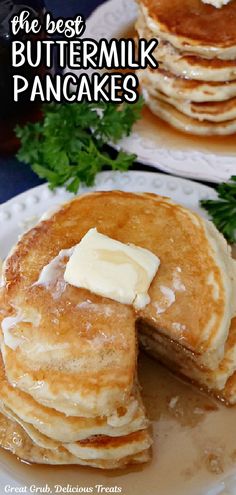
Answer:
[
  {"left": 64, "top": 228, "right": 160, "bottom": 309},
  {"left": 201, "top": 0, "right": 231, "bottom": 7}
]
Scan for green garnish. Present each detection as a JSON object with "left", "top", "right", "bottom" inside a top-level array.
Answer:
[
  {"left": 201, "top": 176, "right": 236, "bottom": 243},
  {"left": 15, "top": 99, "right": 144, "bottom": 193}
]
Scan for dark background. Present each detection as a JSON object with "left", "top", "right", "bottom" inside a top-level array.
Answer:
[{"left": 46, "top": 0, "right": 102, "bottom": 19}]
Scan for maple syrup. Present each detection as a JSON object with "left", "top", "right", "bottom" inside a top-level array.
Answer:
[
  {"left": 119, "top": 24, "right": 236, "bottom": 157},
  {"left": 1, "top": 353, "right": 236, "bottom": 495}
]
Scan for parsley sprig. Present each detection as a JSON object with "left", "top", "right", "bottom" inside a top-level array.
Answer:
[
  {"left": 201, "top": 176, "right": 236, "bottom": 243},
  {"left": 15, "top": 100, "right": 144, "bottom": 193}
]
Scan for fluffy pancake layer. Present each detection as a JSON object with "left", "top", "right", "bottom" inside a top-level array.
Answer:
[
  {"left": 136, "top": 0, "right": 236, "bottom": 135},
  {"left": 1, "top": 275, "right": 136, "bottom": 418},
  {"left": 0, "top": 357, "right": 148, "bottom": 443},
  {"left": 142, "top": 88, "right": 236, "bottom": 135},
  {"left": 0, "top": 413, "right": 151, "bottom": 468},
  {"left": 1, "top": 192, "right": 236, "bottom": 370},
  {"left": 139, "top": 318, "right": 236, "bottom": 402}
]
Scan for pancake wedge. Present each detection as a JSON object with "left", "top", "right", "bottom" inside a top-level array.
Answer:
[
  {"left": 1, "top": 267, "right": 136, "bottom": 419},
  {"left": 1, "top": 192, "right": 236, "bottom": 387}
]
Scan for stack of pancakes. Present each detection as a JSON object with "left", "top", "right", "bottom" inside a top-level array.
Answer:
[
  {"left": 0, "top": 191, "right": 236, "bottom": 467},
  {"left": 136, "top": 0, "right": 236, "bottom": 135}
]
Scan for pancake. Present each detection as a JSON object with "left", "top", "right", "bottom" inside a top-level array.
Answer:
[
  {"left": 139, "top": 317, "right": 236, "bottom": 397},
  {"left": 136, "top": 1, "right": 236, "bottom": 135},
  {"left": 136, "top": 16, "right": 236, "bottom": 82},
  {"left": 0, "top": 358, "right": 152, "bottom": 467},
  {"left": 143, "top": 86, "right": 236, "bottom": 122},
  {"left": 0, "top": 402, "right": 152, "bottom": 463},
  {"left": 158, "top": 48, "right": 236, "bottom": 83},
  {"left": 0, "top": 403, "right": 60, "bottom": 450},
  {"left": 139, "top": 68, "right": 236, "bottom": 103},
  {"left": 0, "top": 355, "right": 148, "bottom": 443},
  {"left": 0, "top": 267, "right": 136, "bottom": 418},
  {"left": 142, "top": 89, "right": 236, "bottom": 135},
  {"left": 0, "top": 413, "right": 150, "bottom": 467},
  {"left": 0, "top": 368, "right": 152, "bottom": 466},
  {"left": 1, "top": 191, "right": 236, "bottom": 468},
  {"left": 1, "top": 192, "right": 236, "bottom": 405},
  {"left": 138, "top": 0, "right": 236, "bottom": 59},
  {"left": 65, "top": 430, "right": 152, "bottom": 461}
]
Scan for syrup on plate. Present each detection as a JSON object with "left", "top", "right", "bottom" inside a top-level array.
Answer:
[
  {"left": 1, "top": 22, "right": 236, "bottom": 495},
  {"left": 1, "top": 352, "right": 236, "bottom": 495},
  {"left": 120, "top": 24, "right": 236, "bottom": 157}
]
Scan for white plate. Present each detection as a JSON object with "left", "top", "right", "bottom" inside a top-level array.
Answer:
[
  {"left": 75, "top": 0, "right": 236, "bottom": 184},
  {"left": 1, "top": 171, "right": 236, "bottom": 495},
  {"left": 0, "top": 170, "right": 215, "bottom": 259}
]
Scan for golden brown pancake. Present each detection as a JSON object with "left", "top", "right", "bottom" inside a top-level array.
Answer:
[
  {"left": 1, "top": 192, "right": 236, "bottom": 468},
  {"left": 145, "top": 86, "right": 236, "bottom": 122},
  {"left": 142, "top": 89, "right": 236, "bottom": 135},
  {"left": 0, "top": 354, "right": 148, "bottom": 443},
  {"left": 136, "top": 0, "right": 236, "bottom": 134},
  {"left": 160, "top": 53, "right": 236, "bottom": 82},
  {"left": 0, "top": 413, "right": 150, "bottom": 467},
  {"left": 139, "top": 317, "right": 236, "bottom": 399},
  {"left": 0, "top": 400, "right": 152, "bottom": 464},
  {"left": 138, "top": 0, "right": 236, "bottom": 57},
  {"left": 136, "top": 16, "right": 236, "bottom": 82}
]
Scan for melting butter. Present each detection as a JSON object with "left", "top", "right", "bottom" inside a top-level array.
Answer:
[{"left": 64, "top": 228, "right": 160, "bottom": 309}]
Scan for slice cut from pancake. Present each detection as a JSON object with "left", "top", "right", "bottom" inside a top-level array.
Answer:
[
  {"left": 138, "top": 0, "right": 236, "bottom": 59},
  {"left": 139, "top": 68, "right": 236, "bottom": 103},
  {"left": 0, "top": 413, "right": 151, "bottom": 467},
  {"left": 1, "top": 191, "right": 236, "bottom": 407},
  {"left": 142, "top": 89, "right": 236, "bottom": 135}
]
